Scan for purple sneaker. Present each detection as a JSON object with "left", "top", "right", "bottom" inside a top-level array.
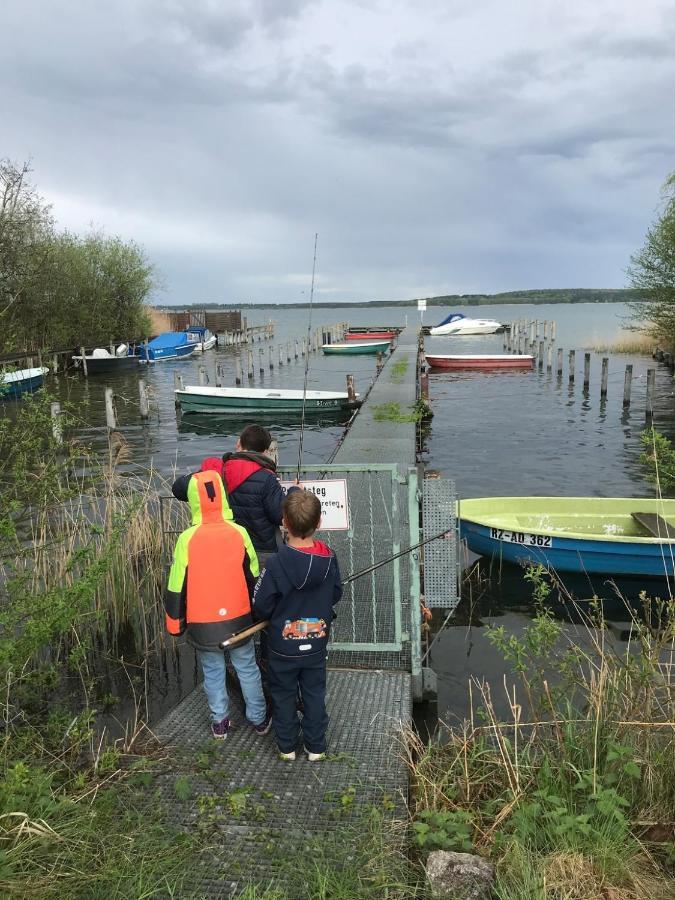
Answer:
[
  {"left": 251, "top": 713, "right": 272, "bottom": 735},
  {"left": 211, "top": 716, "right": 230, "bottom": 740}
]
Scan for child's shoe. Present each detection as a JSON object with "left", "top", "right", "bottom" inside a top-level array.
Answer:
[
  {"left": 251, "top": 713, "right": 272, "bottom": 735},
  {"left": 304, "top": 746, "right": 326, "bottom": 762},
  {"left": 211, "top": 716, "right": 230, "bottom": 740},
  {"left": 278, "top": 749, "right": 296, "bottom": 761}
]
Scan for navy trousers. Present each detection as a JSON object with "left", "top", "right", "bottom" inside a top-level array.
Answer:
[{"left": 267, "top": 652, "right": 328, "bottom": 754}]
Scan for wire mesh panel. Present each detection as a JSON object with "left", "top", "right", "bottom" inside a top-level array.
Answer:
[
  {"left": 282, "top": 465, "right": 404, "bottom": 653},
  {"left": 422, "top": 477, "right": 460, "bottom": 610}
]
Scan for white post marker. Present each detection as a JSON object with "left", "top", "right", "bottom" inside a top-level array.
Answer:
[
  {"left": 417, "top": 297, "right": 427, "bottom": 325},
  {"left": 280, "top": 479, "right": 349, "bottom": 531}
]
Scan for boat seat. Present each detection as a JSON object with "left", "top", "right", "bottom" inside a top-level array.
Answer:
[{"left": 631, "top": 512, "right": 675, "bottom": 539}]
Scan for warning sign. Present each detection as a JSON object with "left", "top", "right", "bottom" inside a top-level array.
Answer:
[{"left": 280, "top": 479, "right": 350, "bottom": 531}]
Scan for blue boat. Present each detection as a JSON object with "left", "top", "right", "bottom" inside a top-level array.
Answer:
[
  {"left": 0, "top": 367, "right": 50, "bottom": 399},
  {"left": 142, "top": 332, "right": 199, "bottom": 362},
  {"left": 460, "top": 496, "right": 675, "bottom": 577}
]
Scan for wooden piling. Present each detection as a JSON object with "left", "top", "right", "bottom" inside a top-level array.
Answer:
[
  {"left": 52, "top": 353, "right": 59, "bottom": 374},
  {"left": 51, "top": 401, "right": 63, "bottom": 445},
  {"left": 173, "top": 371, "right": 184, "bottom": 393},
  {"left": 278, "top": 344, "right": 283, "bottom": 367},
  {"left": 623, "top": 364, "right": 633, "bottom": 407},
  {"left": 104, "top": 388, "right": 116, "bottom": 430},
  {"left": 551, "top": 321, "right": 557, "bottom": 342},
  {"left": 294, "top": 339, "right": 299, "bottom": 359},
  {"left": 259, "top": 348, "right": 265, "bottom": 374},
  {"left": 269, "top": 345, "right": 274, "bottom": 369},
  {"left": 346, "top": 374, "right": 355, "bottom": 403},
  {"left": 646, "top": 368, "right": 655, "bottom": 419},
  {"left": 543, "top": 321, "right": 549, "bottom": 340},
  {"left": 80, "top": 347, "right": 88, "bottom": 377},
  {"left": 248, "top": 349, "right": 254, "bottom": 379},
  {"left": 538, "top": 340, "right": 545, "bottom": 369},
  {"left": 556, "top": 347, "right": 563, "bottom": 376},
  {"left": 583, "top": 353, "right": 591, "bottom": 390},
  {"left": 198, "top": 366, "right": 208, "bottom": 386},
  {"left": 600, "top": 357, "right": 609, "bottom": 398},
  {"left": 287, "top": 341, "right": 291, "bottom": 362},
  {"left": 138, "top": 381, "right": 150, "bottom": 419},
  {"left": 235, "top": 356, "right": 243, "bottom": 385},
  {"left": 215, "top": 363, "right": 223, "bottom": 387},
  {"left": 568, "top": 350, "right": 575, "bottom": 384}
]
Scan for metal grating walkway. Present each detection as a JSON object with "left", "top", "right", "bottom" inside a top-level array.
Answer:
[{"left": 153, "top": 669, "right": 411, "bottom": 896}]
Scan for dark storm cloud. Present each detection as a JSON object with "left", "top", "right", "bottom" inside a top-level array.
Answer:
[{"left": 2, "top": 0, "right": 674, "bottom": 301}]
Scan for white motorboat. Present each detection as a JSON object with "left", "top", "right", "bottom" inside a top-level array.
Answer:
[
  {"left": 429, "top": 313, "right": 502, "bottom": 336},
  {"left": 186, "top": 327, "right": 217, "bottom": 351}
]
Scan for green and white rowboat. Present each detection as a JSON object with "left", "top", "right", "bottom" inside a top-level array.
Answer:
[
  {"left": 461, "top": 496, "right": 675, "bottom": 577},
  {"left": 175, "top": 385, "right": 359, "bottom": 415},
  {"left": 322, "top": 340, "right": 391, "bottom": 355}
]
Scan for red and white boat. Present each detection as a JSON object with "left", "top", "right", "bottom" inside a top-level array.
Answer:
[
  {"left": 345, "top": 330, "right": 397, "bottom": 341},
  {"left": 425, "top": 354, "right": 534, "bottom": 370}
]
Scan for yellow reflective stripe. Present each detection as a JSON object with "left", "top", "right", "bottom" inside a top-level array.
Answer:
[
  {"left": 187, "top": 477, "right": 202, "bottom": 526},
  {"left": 167, "top": 526, "right": 197, "bottom": 592},
  {"left": 229, "top": 521, "right": 259, "bottom": 578}
]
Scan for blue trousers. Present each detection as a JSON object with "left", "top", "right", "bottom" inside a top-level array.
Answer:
[
  {"left": 198, "top": 641, "right": 267, "bottom": 725},
  {"left": 267, "top": 652, "right": 328, "bottom": 754}
]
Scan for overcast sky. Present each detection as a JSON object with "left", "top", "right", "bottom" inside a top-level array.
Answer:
[{"left": 3, "top": 0, "right": 674, "bottom": 304}]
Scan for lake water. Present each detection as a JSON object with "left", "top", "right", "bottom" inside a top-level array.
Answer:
[{"left": 18, "top": 301, "right": 674, "bottom": 725}]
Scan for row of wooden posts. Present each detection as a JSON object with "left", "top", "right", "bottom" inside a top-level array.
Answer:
[{"left": 505, "top": 320, "right": 658, "bottom": 418}]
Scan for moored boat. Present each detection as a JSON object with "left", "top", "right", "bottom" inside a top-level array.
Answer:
[
  {"left": 73, "top": 345, "right": 140, "bottom": 374},
  {"left": 1, "top": 367, "right": 49, "bottom": 398},
  {"left": 142, "top": 332, "right": 199, "bottom": 362},
  {"left": 425, "top": 354, "right": 534, "bottom": 370},
  {"left": 322, "top": 340, "right": 391, "bottom": 355},
  {"left": 175, "top": 385, "right": 360, "bottom": 415},
  {"left": 345, "top": 331, "right": 397, "bottom": 341},
  {"left": 186, "top": 327, "right": 217, "bottom": 351},
  {"left": 430, "top": 313, "right": 502, "bottom": 336},
  {"left": 460, "top": 496, "right": 675, "bottom": 577}
]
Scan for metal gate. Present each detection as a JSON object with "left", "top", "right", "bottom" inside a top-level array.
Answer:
[
  {"left": 280, "top": 464, "right": 410, "bottom": 665},
  {"left": 159, "top": 465, "right": 458, "bottom": 684}
]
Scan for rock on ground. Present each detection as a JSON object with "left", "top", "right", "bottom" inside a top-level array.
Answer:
[{"left": 425, "top": 850, "right": 496, "bottom": 900}]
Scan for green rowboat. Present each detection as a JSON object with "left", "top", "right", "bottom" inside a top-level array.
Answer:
[
  {"left": 175, "top": 386, "right": 359, "bottom": 416},
  {"left": 322, "top": 340, "right": 391, "bottom": 355}
]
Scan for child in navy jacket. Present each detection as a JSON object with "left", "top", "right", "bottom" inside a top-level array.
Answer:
[{"left": 253, "top": 490, "right": 342, "bottom": 760}]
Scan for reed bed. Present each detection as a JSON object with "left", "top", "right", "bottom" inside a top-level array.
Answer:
[
  {"left": 586, "top": 333, "right": 656, "bottom": 354},
  {"left": 407, "top": 577, "right": 675, "bottom": 899}
]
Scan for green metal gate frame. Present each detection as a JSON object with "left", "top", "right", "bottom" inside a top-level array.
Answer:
[
  {"left": 160, "top": 463, "right": 423, "bottom": 685},
  {"left": 278, "top": 464, "right": 417, "bottom": 658}
]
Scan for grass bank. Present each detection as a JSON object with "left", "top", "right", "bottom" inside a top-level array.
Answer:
[{"left": 408, "top": 571, "right": 675, "bottom": 899}]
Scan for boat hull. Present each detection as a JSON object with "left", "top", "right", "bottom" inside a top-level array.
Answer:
[
  {"left": 460, "top": 497, "right": 675, "bottom": 577},
  {"left": 430, "top": 322, "right": 501, "bottom": 336},
  {"left": 176, "top": 387, "right": 358, "bottom": 415},
  {"left": 426, "top": 354, "right": 533, "bottom": 370},
  {"left": 1, "top": 367, "right": 49, "bottom": 398},
  {"left": 345, "top": 331, "right": 396, "bottom": 341},
  {"left": 322, "top": 341, "right": 391, "bottom": 355},
  {"left": 144, "top": 343, "right": 198, "bottom": 362},
  {"left": 73, "top": 355, "right": 140, "bottom": 374}
]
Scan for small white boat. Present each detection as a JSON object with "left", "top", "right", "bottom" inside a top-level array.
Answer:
[
  {"left": 187, "top": 327, "right": 217, "bottom": 352},
  {"left": 1, "top": 367, "right": 49, "bottom": 398},
  {"left": 430, "top": 313, "right": 502, "bottom": 336}
]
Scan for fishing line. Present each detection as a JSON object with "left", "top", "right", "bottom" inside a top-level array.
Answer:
[
  {"left": 296, "top": 232, "right": 318, "bottom": 482},
  {"left": 220, "top": 525, "right": 455, "bottom": 648}
]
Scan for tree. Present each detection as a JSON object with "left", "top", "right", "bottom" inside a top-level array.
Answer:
[
  {"left": 0, "top": 159, "right": 155, "bottom": 352},
  {"left": 628, "top": 173, "right": 675, "bottom": 343}
]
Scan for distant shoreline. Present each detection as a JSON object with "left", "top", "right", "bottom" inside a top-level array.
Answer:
[{"left": 159, "top": 288, "right": 641, "bottom": 311}]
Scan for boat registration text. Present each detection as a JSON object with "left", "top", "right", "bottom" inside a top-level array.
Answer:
[{"left": 490, "top": 528, "right": 552, "bottom": 548}]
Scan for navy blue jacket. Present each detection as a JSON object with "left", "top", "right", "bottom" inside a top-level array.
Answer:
[
  {"left": 222, "top": 451, "right": 286, "bottom": 554},
  {"left": 172, "top": 451, "right": 286, "bottom": 555},
  {"left": 253, "top": 542, "right": 342, "bottom": 659}
]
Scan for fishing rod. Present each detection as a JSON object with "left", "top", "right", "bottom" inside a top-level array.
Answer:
[
  {"left": 296, "top": 233, "right": 318, "bottom": 482},
  {"left": 220, "top": 525, "right": 454, "bottom": 648}
]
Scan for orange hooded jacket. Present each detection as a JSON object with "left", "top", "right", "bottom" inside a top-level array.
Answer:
[{"left": 164, "top": 470, "right": 259, "bottom": 650}]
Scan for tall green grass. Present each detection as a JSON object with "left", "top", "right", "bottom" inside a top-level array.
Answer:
[{"left": 407, "top": 572, "right": 675, "bottom": 900}]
